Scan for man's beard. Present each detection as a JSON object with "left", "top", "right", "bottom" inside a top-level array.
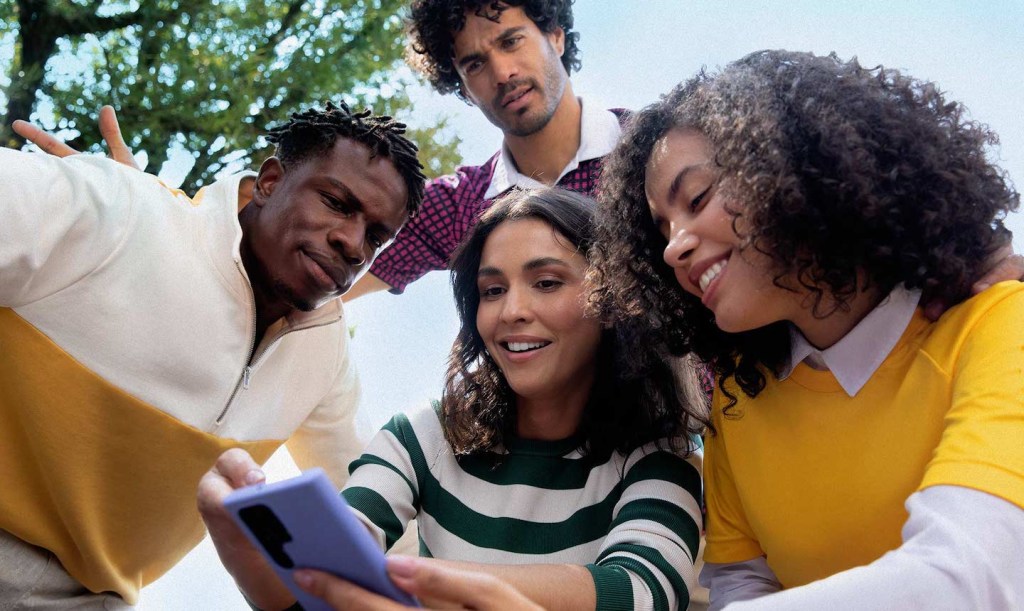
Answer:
[
  {"left": 486, "top": 57, "right": 567, "bottom": 137},
  {"left": 272, "top": 278, "right": 318, "bottom": 312}
]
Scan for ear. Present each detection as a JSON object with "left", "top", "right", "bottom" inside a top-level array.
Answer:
[
  {"left": 252, "top": 157, "right": 285, "bottom": 207},
  {"left": 548, "top": 26, "right": 565, "bottom": 58}
]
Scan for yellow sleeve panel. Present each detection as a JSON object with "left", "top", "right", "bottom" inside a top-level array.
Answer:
[
  {"left": 0, "top": 308, "right": 282, "bottom": 603},
  {"left": 702, "top": 282, "right": 1024, "bottom": 588}
]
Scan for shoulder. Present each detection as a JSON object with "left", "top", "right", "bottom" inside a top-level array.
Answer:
[
  {"left": 379, "top": 405, "right": 445, "bottom": 447},
  {"left": 423, "top": 153, "right": 499, "bottom": 198},
  {"left": 926, "top": 282, "right": 1024, "bottom": 354},
  {"left": 619, "top": 438, "right": 703, "bottom": 491}
]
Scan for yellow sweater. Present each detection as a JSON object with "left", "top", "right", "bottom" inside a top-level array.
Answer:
[
  {"left": 703, "top": 281, "right": 1024, "bottom": 588},
  {"left": 0, "top": 151, "right": 362, "bottom": 602}
]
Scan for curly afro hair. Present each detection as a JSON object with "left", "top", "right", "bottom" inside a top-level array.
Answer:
[
  {"left": 589, "top": 50, "right": 1019, "bottom": 409},
  {"left": 405, "top": 0, "right": 581, "bottom": 101}
]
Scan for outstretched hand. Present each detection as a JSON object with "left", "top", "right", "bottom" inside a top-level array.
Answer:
[
  {"left": 12, "top": 105, "right": 140, "bottom": 170},
  {"left": 294, "top": 556, "right": 544, "bottom": 611}
]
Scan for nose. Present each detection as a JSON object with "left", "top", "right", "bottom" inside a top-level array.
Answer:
[
  {"left": 327, "top": 219, "right": 367, "bottom": 267},
  {"left": 662, "top": 220, "right": 699, "bottom": 269},
  {"left": 499, "top": 285, "right": 533, "bottom": 324},
  {"left": 491, "top": 53, "right": 519, "bottom": 87}
]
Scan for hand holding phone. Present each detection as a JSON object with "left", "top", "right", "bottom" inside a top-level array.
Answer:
[{"left": 223, "top": 468, "right": 419, "bottom": 610}]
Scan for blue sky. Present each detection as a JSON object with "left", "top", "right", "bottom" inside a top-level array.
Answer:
[{"left": 130, "top": 0, "right": 1023, "bottom": 607}]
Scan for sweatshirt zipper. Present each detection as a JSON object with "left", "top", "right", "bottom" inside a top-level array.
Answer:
[
  {"left": 213, "top": 261, "right": 258, "bottom": 428},
  {"left": 212, "top": 261, "right": 343, "bottom": 429}
]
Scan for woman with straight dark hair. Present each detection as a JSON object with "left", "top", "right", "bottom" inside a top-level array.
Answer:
[{"left": 199, "top": 187, "right": 709, "bottom": 611}]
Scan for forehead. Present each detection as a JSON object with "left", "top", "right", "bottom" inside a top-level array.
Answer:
[
  {"left": 480, "top": 218, "right": 585, "bottom": 269},
  {"left": 452, "top": 5, "right": 540, "bottom": 57},
  {"left": 295, "top": 137, "right": 408, "bottom": 225},
  {"left": 645, "top": 128, "right": 714, "bottom": 200}
]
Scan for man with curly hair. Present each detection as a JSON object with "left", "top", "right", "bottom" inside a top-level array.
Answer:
[
  {"left": 347, "top": 0, "right": 626, "bottom": 298},
  {"left": 0, "top": 103, "right": 424, "bottom": 608}
]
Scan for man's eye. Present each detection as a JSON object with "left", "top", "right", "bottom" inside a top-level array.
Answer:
[
  {"left": 501, "top": 36, "right": 522, "bottom": 50},
  {"left": 466, "top": 59, "right": 483, "bottom": 74},
  {"left": 322, "top": 194, "right": 353, "bottom": 215},
  {"left": 368, "top": 233, "right": 385, "bottom": 250}
]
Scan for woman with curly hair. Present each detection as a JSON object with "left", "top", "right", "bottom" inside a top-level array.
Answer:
[
  {"left": 201, "top": 187, "right": 708, "bottom": 610},
  {"left": 590, "top": 50, "right": 1024, "bottom": 608}
]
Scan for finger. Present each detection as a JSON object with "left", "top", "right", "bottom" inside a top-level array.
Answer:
[
  {"left": 294, "top": 570, "right": 409, "bottom": 611},
  {"left": 387, "top": 557, "right": 541, "bottom": 611},
  {"left": 921, "top": 297, "right": 948, "bottom": 322},
  {"left": 11, "top": 120, "right": 80, "bottom": 157},
  {"left": 213, "top": 447, "right": 266, "bottom": 488},
  {"left": 97, "top": 106, "right": 139, "bottom": 169},
  {"left": 973, "top": 252, "right": 1024, "bottom": 294}
]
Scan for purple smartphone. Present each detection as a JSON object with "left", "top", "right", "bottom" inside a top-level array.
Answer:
[{"left": 223, "top": 468, "right": 419, "bottom": 609}]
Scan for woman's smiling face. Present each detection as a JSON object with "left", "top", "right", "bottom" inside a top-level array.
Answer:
[
  {"left": 645, "top": 127, "right": 804, "bottom": 334},
  {"left": 474, "top": 217, "right": 603, "bottom": 404}
]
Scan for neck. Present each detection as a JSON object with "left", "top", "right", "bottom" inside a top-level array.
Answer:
[
  {"left": 503, "top": 85, "right": 581, "bottom": 185},
  {"left": 514, "top": 377, "right": 592, "bottom": 441},
  {"left": 238, "top": 206, "right": 289, "bottom": 347},
  {"left": 793, "top": 284, "right": 886, "bottom": 350}
]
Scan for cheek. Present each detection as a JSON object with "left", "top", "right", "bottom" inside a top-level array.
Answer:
[{"left": 475, "top": 303, "right": 497, "bottom": 346}]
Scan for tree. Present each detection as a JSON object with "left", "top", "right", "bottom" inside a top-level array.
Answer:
[{"left": 1, "top": 0, "right": 462, "bottom": 193}]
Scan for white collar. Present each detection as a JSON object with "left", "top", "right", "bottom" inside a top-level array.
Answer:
[
  {"left": 483, "top": 97, "right": 621, "bottom": 199},
  {"left": 781, "top": 285, "right": 922, "bottom": 396}
]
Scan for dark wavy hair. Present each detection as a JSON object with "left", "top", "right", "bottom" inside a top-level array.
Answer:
[
  {"left": 266, "top": 101, "right": 426, "bottom": 216},
  {"left": 406, "top": 0, "right": 582, "bottom": 102},
  {"left": 442, "top": 187, "right": 708, "bottom": 462},
  {"left": 590, "top": 50, "right": 1019, "bottom": 410}
]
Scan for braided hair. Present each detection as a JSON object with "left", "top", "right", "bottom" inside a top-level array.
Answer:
[{"left": 265, "top": 101, "right": 426, "bottom": 216}]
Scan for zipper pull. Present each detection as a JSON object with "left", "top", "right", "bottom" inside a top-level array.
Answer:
[{"left": 242, "top": 366, "right": 252, "bottom": 389}]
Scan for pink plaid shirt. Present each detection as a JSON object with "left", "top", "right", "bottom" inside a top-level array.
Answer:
[{"left": 370, "top": 104, "right": 627, "bottom": 293}]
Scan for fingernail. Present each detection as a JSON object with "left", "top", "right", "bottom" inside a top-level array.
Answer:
[
  {"left": 244, "top": 469, "right": 265, "bottom": 486},
  {"left": 975, "top": 283, "right": 990, "bottom": 292},
  {"left": 294, "top": 570, "right": 314, "bottom": 589},
  {"left": 387, "top": 556, "right": 417, "bottom": 578}
]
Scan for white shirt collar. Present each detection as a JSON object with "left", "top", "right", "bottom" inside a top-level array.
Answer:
[
  {"left": 781, "top": 285, "right": 922, "bottom": 397},
  {"left": 483, "top": 97, "right": 621, "bottom": 199}
]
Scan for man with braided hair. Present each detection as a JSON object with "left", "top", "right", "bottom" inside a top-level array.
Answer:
[{"left": 0, "top": 102, "right": 424, "bottom": 608}]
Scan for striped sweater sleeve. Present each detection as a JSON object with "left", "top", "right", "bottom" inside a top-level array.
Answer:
[
  {"left": 341, "top": 411, "right": 426, "bottom": 551},
  {"left": 587, "top": 442, "right": 704, "bottom": 611}
]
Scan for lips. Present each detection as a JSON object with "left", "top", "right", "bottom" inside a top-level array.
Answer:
[
  {"left": 501, "top": 87, "right": 532, "bottom": 108},
  {"left": 497, "top": 336, "right": 552, "bottom": 361},
  {"left": 503, "top": 340, "right": 551, "bottom": 353},
  {"left": 302, "top": 250, "right": 347, "bottom": 293},
  {"left": 688, "top": 253, "right": 729, "bottom": 294}
]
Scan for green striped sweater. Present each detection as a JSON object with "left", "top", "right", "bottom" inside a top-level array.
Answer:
[{"left": 341, "top": 408, "right": 703, "bottom": 611}]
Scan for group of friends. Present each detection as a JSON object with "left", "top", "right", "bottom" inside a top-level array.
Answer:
[{"left": 1, "top": 1, "right": 1022, "bottom": 610}]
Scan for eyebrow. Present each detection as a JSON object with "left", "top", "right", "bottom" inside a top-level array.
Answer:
[
  {"left": 477, "top": 256, "right": 571, "bottom": 278},
  {"left": 667, "top": 163, "right": 715, "bottom": 203},
  {"left": 456, "top": 26, "right": 527, "bottom": 69},
  {"left": 324, "top": 177, "right": 363, "bottom": 210},
  {"left": 323, "top": 177, "right": 402, "bottom": 239}
]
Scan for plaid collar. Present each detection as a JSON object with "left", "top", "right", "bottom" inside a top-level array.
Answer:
[{"left": 484, "top": 97, "right": 622, "bottom": 200}]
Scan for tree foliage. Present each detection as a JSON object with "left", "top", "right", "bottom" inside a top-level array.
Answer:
[{"left": 1, "top": 0, "right": 462, "bottom": 193}]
